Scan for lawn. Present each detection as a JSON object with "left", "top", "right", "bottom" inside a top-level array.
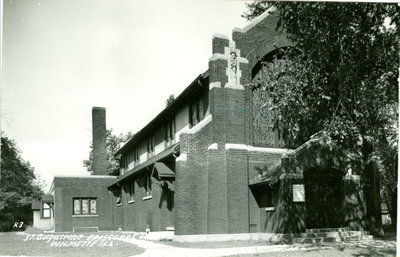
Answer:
[
  {"left": 159, "top": 237, "right": 396, "bottom": 257},
  {"left": 232, "top": 248, "right": 395, "bottom": 257},
  {"left": 0, "top": 231, "right": 144, "bottom": 257},
  {"left": 0, "top": 227, "right": 396, "bottom": 257}
]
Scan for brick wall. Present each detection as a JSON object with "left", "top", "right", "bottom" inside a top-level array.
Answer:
[
  {"left": 113, "top": 171, "right": 174, "bottom": 232},
  {"left": 175, "top": 34, "right": 258, "bottom": 235},
  {"left": 226, "top": 148, "right": 249, "bottom": 233},
  {"left": 232, "top": 9, "right": 293, "bottom": 73},
  {"left": 92, "top": 107, "right": 108, "bottom": 175},
  {"left": 247, "top": 150, "right": 284, "bottom": 233},
  {"left": 53, "top": 176, "right": 115, "bottom": 232},
  {"left": 175, "top": 121, "right": 212, "bottom": 235}
]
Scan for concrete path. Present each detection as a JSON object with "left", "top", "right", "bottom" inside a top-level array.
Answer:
[{"left": 119, "top": 237, "right": 334, "bottom": 257}]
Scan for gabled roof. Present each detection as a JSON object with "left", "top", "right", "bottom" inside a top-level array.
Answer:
[
  {"left": 234, "top": 6, "right": 277, "bottom": 34},
  {"left": 115, "top": 71, "right": 209, "bottom": 156}
]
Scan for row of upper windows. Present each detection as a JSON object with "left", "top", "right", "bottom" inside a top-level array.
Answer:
[
  {"left": 119, "top": 119, "right": 176, "bottom": 171},
  {"left": 120, "top": 92, "right": 208, "bottom": 172}
]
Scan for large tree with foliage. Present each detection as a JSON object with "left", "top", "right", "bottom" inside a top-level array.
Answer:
[
  {"left": 83, "top": 129, "right": 133, "bottom": 175},
  {"left": 244, "top": 2, "right": 399, "bottom": 226},
  {"left": 0, "top": 135, "right": 44, "bottom": 231}
]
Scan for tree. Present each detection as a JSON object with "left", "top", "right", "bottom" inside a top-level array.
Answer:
[
  {"left": 83, "top": 129, "right": 133, "bottom": 175},
  {"left": 0, "top": 135, "right": 44, "bottom": 231},
  {"left": 244, "top": 2, "right": 399, "bottom": 226},
  {"left": 165, "top": 94, "right": 175, "bottom": 107}
]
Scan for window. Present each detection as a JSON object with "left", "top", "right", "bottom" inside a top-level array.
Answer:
[
  {"left": 144, "top": 173, "right": 152, "bottom": 197},
  {"left": 147, "top": 136, "right": 154, "bottom": 158},
  {"left": 189, "top": 95, "right": 207, "bottom": 128},
  {"left": 293, "top": 184, "right": 305, "bottom": 203},
  {"left": 165, "top": 119, "right": 175, "bottom": 146},
  {"left": 120, "top": 155, "right": 128, "bottom": 170},
  {"left": 129, "top": 180, "right": 135, "bottom": 201},
  {"left": 42, "top": 203, "right": 51, "bottom": 219},
  {"left": 116, "top": 188, "right": 122, "bottom": 205},
  {"left": 198, "top": 98, "right": 204, "bottom": 121},
  {"left": 133, "top": 148, "right": 139, "bottom": 166},
  {"left": 73, "top": 198, "right": 97, "bottom": 215},
  {"left": 190, "top": 100, "right": 199, "bottom": 127}
]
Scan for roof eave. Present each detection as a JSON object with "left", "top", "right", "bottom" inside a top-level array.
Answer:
[
  {"left": 115, "top": 71, "right": 208, "bottom": 156},
  {"left": 108, "top": 143, "right": 179, "bottom": 189}
]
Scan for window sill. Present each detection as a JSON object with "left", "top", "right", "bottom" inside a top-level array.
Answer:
[
  {"left": 116, "top": 203, "right": 122, "bottom": 207},
  {"left": 72, "top": 214, "right": 99, "bottom": 218},
  {"left": 142, "top": 195, "right": 152, "bottom": 201},
  {"left": 128, "top": 200, "right": 135, "bottom": 204}
]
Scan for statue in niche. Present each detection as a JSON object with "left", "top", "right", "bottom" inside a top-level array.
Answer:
[{"left": 230, "top": 51, "right": 237, "bottom": 74}]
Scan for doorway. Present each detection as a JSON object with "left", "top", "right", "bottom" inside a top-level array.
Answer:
[{"left": 304, "top": 168, "right": 344, "bottom": 228}]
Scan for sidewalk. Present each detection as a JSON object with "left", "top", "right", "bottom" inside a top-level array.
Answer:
[{"left": 119, "top": 237, "right": 333, "bottom": 257}]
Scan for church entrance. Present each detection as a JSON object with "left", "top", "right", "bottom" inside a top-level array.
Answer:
[{"left": 304, "top": 168, "right": 344, "bottom": 229}]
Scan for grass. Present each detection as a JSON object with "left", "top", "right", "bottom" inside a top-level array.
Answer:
[
  {"left": 158, "top": 236, "right": 396, "bottom": 257},
  {"left": 229, "top": 240, "right": 397, "bottom": 257},
  {"left": 0, "top": 230, "right": 144, "bottom": 257},
  {"left": 231, "top": 246, "right": 396, "bottom": 257},
  {"left": 1, "top": 226, "right": 396, "bottom": 257}
]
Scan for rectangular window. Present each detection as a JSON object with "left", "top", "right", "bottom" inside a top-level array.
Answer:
[
  {"left": 120, "top": 155, "right": 128, "bottom": 170},
  {"left": 189, "top": 94, "right": 208, "bottom": 128},
  {"left": 73, "top": 198, "right": 97, "bottom": 215},
  {"left": 42, "top": 203, "right": 51, "bottom": 219},
  {"left": 133, "top": 148, "right": 139, "bottom": 165},
  {"left": 147, "top": 136, "right": 154, "bottom": 158},
  {"left": 90, "top": 199, "right": 97, "bottom": 214},
  {"left": 198, "top": 98, "right": 204, "bottom": 121},
  {"left": 73, "top": 199, "right": 81, "bottom": 215},
  {"left": 165, "top": 119, "right": 175, "bottom": 145},
  {"left": 293, "top": 184, "right": 305, "bottom": 202},
  {"left": 116, "top": 189, "right": 122, "bottom": 206},
  {"left": 82, "top": 199, "right": 89, "bottom": 214},
  {"left": 145, "top": 174, "right": 152, "bottom": 196},
  {"left": 130, "top": 180, "right": 135, "bottom": 200},
  {"left": 190, "top": 100, "right": 198, "bottom": 127}
]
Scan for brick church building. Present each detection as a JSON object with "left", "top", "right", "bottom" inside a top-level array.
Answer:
[{"left": 47, "top": 8, "right": 381, "bottom": 237}]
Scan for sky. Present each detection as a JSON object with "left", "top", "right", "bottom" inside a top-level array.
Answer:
[{"left": 1, "top": 0, "right": 250, "bottom": 191}]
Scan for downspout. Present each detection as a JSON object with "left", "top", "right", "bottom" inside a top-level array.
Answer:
[{"left": 247, "top": 154, "right": 250, "bottom": 233}]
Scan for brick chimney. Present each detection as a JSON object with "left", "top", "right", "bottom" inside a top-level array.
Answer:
[{"left": 92, "top": 107, "right": 108, "bottom": 175}]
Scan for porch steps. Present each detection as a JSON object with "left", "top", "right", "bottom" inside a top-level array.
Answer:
[{"left": 293, "top": 227, "right": 373, "bottom": 244}]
